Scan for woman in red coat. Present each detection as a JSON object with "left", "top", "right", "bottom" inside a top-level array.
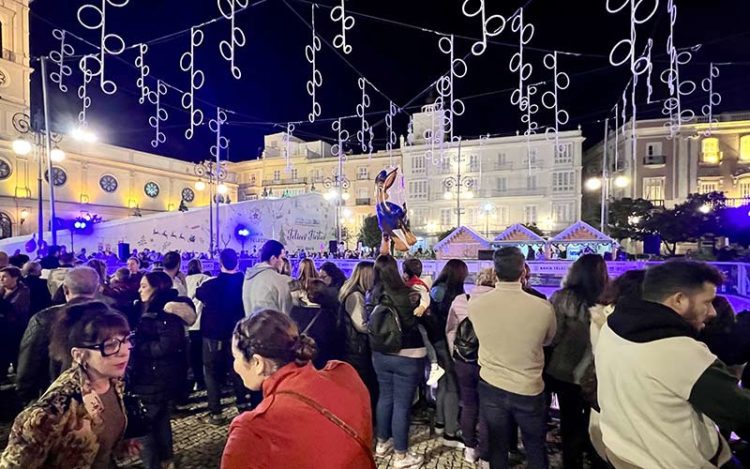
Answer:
[{"left": 222, "top": 309, "right": 374, "bottom": 469}]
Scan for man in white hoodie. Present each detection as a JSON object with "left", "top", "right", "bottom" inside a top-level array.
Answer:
[{"left": 242, "top": 240, "right": 293, "bottom": 316}]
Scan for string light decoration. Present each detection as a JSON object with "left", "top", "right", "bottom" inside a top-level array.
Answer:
[
  {"left": 77, "top": 55, "right": 95, "bottom": 127},
  {"left": 356, "top": 77, "right": 373, "bottom": 155},
  {"left": 424, "top": 102, "right": 446, "bottom": 165},
  {"left": 283, "top": 122, "right": 296, "bottom": 170},
  {"left": 461, "top": 0, "right": 506, "bottom": 56},
  {"left": 134, "top": 43, "right": 150, "bottom": 104},
  {"left": 50, "top": 29, "right": 75, "bottom": 93},
  {"left": 700, "top": 63, "right": 721, "bottom": 136},
  {"left": 541, "top": 51, "right": 570, "bottom": 155},
  {"left": 509, "top": 8, "right": 534, "bottom": 109},
  {"left": 607, "top": 0, "right": 658, "bottom": 159},
  {"left": 77, "top": 0, "right": 130, "bottom": 95},
  {"left": 521, "top": 84, "right": 539, "bottom": 173},
  {"left": 305, "top": 4, "right": 322, "bottom": 123},
  {"left": 148, "top": 80, "right": 168, "bottom": 148},
  {"left": 330, "top": 0, "right": 354, "bottom": 55},
  {"left": 180, "top": 27, "right": 205, "bottom": 140},
  {"left": 436, "top": 34, "right": 467, "bottom": 142},
  {"left": 218, "top": 0, "right": 249, "bottom": 79},
  {"left": 209, "top": 107, "right": 229, "bottom": 159},
  {"left": 331, "top": 118, "right": 349, "bottom": 163},
  {"left": 386, "top": 101, "right": 399, "bottom": 166},
  {"left": 660, "top": 0, "right": 695, "bottom": 138}
]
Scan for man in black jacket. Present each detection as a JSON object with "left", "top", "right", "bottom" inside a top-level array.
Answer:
[
  {"left": 16, "top": 266, "right": 99, "bottom": 404},
  {"left": 196, "top": 249, "right": 250, "bottom": 425}
]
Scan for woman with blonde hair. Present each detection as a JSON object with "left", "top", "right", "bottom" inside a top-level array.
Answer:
[
  {"left": 446, "top": 267, "right": 495, "bottom": 464},
  {"left": 338, "top": 261, "right": 376, "bottom": 413},
  {"left": 290, "top": 258, "right": 318, "bottom": 305}
]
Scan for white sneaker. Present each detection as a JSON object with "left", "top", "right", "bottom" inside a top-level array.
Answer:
[
  {"left": 393, "top": 451, "right": 424, "bottom": 468},
  {"left": 426, "top": 363, "right": 445, "bottom": 387},
  {"left": 464, "top": 447, "right": 478, "bottom": 463},
  {"left": 375, "top": 439, "right": 393, "bottom": 457}
]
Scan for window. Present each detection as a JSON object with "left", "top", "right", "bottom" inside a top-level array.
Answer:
[
  {"left": 469, "top": 154, "right": 480, "bottom": 172},
  {"left": 181, "top": 187, "right": 195, "bottom": 202},
  {"left": 496, "top": 152, "right": 507, "bottom": 168},
  {"left": 273, "top": 170, "right": 281, "bottom": 181},
  {"left": 411, "top": 208, "right": 427, "bottom": 226},
  {"left": 409, "top": 180, "right": 428, "bottom": 200},
  {"left": 646, "top": 142, "right": 663, "bottom": 157},
  {"left": 554, "top": 143, "right": 572, "bottom": 164},
  {"left": 527, "top": 147, "right": 538, "bottom": 162},
  {"left": 249, "top": 173, "right": 257, "bottom": 186},
  {"left": 412, "top": 154, "right": 425, "bottom": 173},
  {"left": 290, "top": 168, "right": 298, "bottom": 180},
  {"left": 99, "top": 175, "right": 118, "bottom": 193},
  {"left": 552, "top": 171, "right": 574, "bottom": 192},
  {"left": 524, "top": 206, "right": 537, "bottom": 224},
  {"left": 642, "top": 177, "right": 665, "bottom": 201},
  {"left": 357, "top": 187, "right": 369, "bottom": 199},
  {"left": 44, "top": 167, "right": 67, "bottom": 187},
  {"left": 553, "top": 203, "right": 573, "bottom": 223},
  {"left": 702, "top": 138, "right": 721, "bottom": 164},
  {"left": 698, "top": 179, "right": 720, "bottom": 194},
  {"left": 527, "top": 175, "right": 537, "bottom": 190},
  {"left": 497, "top": 206, "right": 509, "bottom": 225},
  {"left": 739, "top": 179, "right": 750, "bottom": 199},
  {"left": 496, "top": 177, "right": 507, "bottom": 192},
  {"left": 440, "top": 158, "right": 451, "bottom": 174},
  {"left": 357, "top": 167, "right": 369, "bottom": 180},
  {"left": 440, "top": 208, "right": 452, "bottom": 226},
  {"left": 144, "top": 181, "right": 159, "bottom": 198},
  {"left": 741, "top": 136, "right": 750, "bottom": 162}
]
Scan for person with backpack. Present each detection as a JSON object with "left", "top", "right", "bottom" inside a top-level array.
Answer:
[
  {"left": 446, "top": 267, "right": 495, "bottom": 464},
  {"left": 338, "top": 261, "right": 378, "bottom": 417},
  {"left": 429, "top": 259, "right": 469, "bottom": 448},
  {"left": 290, "top": 279, "right": 343, "bottom": 369},
  {"left": 366, "top": 255, "right": 424, "bottom": 469}
]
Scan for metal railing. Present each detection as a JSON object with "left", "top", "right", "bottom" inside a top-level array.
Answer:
[
  {"left": 355, "top": 197, "right": 371, "bottom": 206},
  {"left": 261, "top": 177, "right": 307, "bottom": 186}
]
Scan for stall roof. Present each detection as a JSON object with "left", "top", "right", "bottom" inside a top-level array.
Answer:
[
  {"left": 433, "top": 225, "right": 491, "bottom": 251},
  {"left": 550, "top": 221, "right": 614, "bottom": 244},
  {"left": 493, "top": 224, "right": 546, "bottom": 243}
]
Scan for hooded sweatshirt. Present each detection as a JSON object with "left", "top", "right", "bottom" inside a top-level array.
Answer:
[
  {"left": 596, "top": 297, "right": 750, "bottom": 468},
  {"left": 242, "top": 262, "right": 293, "bottom": 317}
]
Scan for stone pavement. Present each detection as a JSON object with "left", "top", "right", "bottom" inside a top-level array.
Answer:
[{"left": 0, "top": 388, "right": 565, "bottom": 468}]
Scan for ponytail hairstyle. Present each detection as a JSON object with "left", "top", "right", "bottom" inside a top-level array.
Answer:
[
  {"left": 233, "top": 310, "right": 317, "bottom": 370},
  {"left": 49, "top": 301, "right": 130, "bottom": 363}
]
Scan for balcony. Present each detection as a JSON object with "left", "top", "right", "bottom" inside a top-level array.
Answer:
[
  {"left": 521, "top": 159, "right": 545, "bottom": 169},
  {"left": 357, "top": 174, "right": 370, "bottom": 181},
  {"left": 1, "top": 49, "right": 17, "bottom": 63},
  {"left": 262, "top": 177, "right": 307, "bottom": 186},
  {"left": 643, "top": 154, "right": 666, "bottom": 166},
  {"left": 355, "top": 197, "right": 372, "bottom": 206},
  {"left": 475, "top": 188, "right": 548, "bottom": 198}
]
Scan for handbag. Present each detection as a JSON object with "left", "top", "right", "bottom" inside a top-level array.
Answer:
[
  {"left": 276, "top": 390, "right": 376, "bottom": 468},
  {"left": 122, "top": 392, "right": 153, "bottom": 439}
]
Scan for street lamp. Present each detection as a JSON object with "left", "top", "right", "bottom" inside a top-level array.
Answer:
[
  {"left": 481, "top": 203, "right": 495, "bottom": 238},
  {"left": 12, "top": 138, "right": 32, "bottom": 156},
  {"left": 614, "top": 175, "right": 630, "bottom": 189},
  {"left": 442, "top": 139, "right": 474, "bottom": 228},
  {"left": 323, "top": 174, "right": 351, "bottom": 243},
  {"left": 50, "top": 147, "right": 65, "bottom": 162},
  {"left": 698, "top": 204, "right": 712, "bottom": 214},
  {"left": 585, "top": 174, "right": 630, "bottom": 234},
  {"left": 194, "top": 160, "right": 228, "bottom": 257}
]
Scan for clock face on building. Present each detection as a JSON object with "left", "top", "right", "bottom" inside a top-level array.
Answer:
[
  {"left": 99, "top": 175, "right": 118, "bottom": 193},
  {"left": 181, "top": 187, "right": 195, "bottom": 202},
  {"left": 144, "top": 181, "right": 160, "bottom": 198},
  {"left": 0, "top": 159, "right": 11, "bottom": 180},
  {"left": 44, "top": 167, "right": 67, "bottom": 186}
]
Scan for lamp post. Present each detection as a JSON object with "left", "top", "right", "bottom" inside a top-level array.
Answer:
[
  {"left": 323, "top": 155, "right": 351, "bottom": 243},
  {"left": 442, "top": 140, "right": 474, "bottom": 228},
  {"left": 481, "top": 202, "right": 495, "bottom": 239},
  {"left": 11, "top": 110, "right": 65, "bottom": 248},
  {"left": 193, "top": 160, "right": 227, "bottom": 257}
]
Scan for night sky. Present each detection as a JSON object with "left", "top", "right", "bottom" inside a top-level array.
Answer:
[{"left": 27, "top": 0, "right": 750, "bottom": 163}]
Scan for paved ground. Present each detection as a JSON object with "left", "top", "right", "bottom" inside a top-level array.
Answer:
[{"left": 0, "top": 387, "right": 565, "bottom": 468}]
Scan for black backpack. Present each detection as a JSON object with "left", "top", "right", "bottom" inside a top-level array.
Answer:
[
  {"left": 367, "top": 295, "right": 403, "bottom": 354},
  {"left": 452, "top": 294, "right": 479, "bottom": 363},
  {"left": 338, "top": 294, "right": 370, "bottom": 357}
]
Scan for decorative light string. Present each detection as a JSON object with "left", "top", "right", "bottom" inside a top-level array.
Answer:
[
  {"left": 210, "top": 108, "right": 229, "bottom": 161},
  {"left": 509, "top": 8, "right": 534, "bottom": 109},
  {"left": 49, "top": 29, "right": 75, "bottom": 93},
  {"left": 461, "top": 0, "right": 506, "bottom": 56},
  {"left": 521, "top": 83, "right": 539, "bottom": 173},
  {"left": 700, "top": 63, "right": 721, "bottom": 136},
  {"left": 134, "top": 43, "right": 150, "bottom": 104},
  {"left": 356, "top": 77, "right": 373, "bottom": 155},
  {"left": 77, "top": 54, "right": 94, "bottom": 127},
  {"left": 283, "top": 122, "right": 296, "bottom": 170},
  {"left": 385, "top": 101, "right": 398, "bottom": 166},
  {"left": 148, "top": 79, "right": 168, "bottom": 148},
  {"left": 436, "top": 34, "right": 467, "bottom": 142},
  {"left": 180, "top": 27, "right": 206, "bottom": 140},
  {"left": 660, "top": 0, "right": 695, "bottom": 138},
  {"left": 305, "top": 3, "right": 322, "bottom": 123},
  {"left": 218, "top": 0, "right": 249, "bottom": 79},
  {"left": 330, "top": 0, "right": 354, "bottom": 54},
  {"left": 541, "top": 51, "right": 570, "bottom": 156},
  {"left": 76, "top": 0, "right": 130, "bottom": 95},
  {"left": 331, "top": 118, "right": 349, "bottom": 163}
]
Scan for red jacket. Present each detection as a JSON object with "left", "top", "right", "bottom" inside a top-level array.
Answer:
[{"left": 221, "top": 361, "right": 374, "bottom": 469}]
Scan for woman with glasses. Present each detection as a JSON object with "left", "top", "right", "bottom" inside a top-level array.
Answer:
[
  {"left": 1, "top": 301, "right": 134, "bottom": 468},
  {"left": 131, "top": 271, "right": 196, "bottom": 469}
]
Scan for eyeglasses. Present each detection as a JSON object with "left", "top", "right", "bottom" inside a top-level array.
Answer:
[{"left": 79, "top": 332, "right": 135, "bottom": 357}]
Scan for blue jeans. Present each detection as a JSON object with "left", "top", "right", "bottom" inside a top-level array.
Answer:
[
  {"left": 139, "top": 401, "right": 173, "bottom": 469},
  {"left": 478, "top": 379, "right": 548, "bottom": 469},
  {"left": 372, "top": 352, "right": 422, "bottom": 452}
]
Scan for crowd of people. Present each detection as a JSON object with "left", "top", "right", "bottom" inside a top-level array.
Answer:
[{"left": 0, "top": 238, "right": 750, "bottom": 468}]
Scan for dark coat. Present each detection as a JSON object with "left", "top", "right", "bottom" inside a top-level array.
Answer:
[
  {"left": 291, "top": 302, "right": 343, "bottom": 369},
  {"left": 128, "top": 289, "right": 192, "bottom": 403},
  {"left": 365, "top": 284, "right": 422, "bottom": 351},
  {"left": 21, "top": 276, "right": 51, "bottom": 316},
  {"left": 195, "top": 272, "right": 245, "bottom": 341}
]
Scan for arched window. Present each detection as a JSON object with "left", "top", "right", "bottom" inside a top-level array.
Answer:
[
  {"left": 702, "top": 138, "right": 721, "bottom": 164},
  {"left": 0, "top": 212, "right": 12, "bottom": 239}
]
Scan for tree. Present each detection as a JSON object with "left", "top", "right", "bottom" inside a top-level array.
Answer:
[
  {"left": 521, "top": 223, "right": 545, "bottom": 238},
  {"left": 607, "top": 198, "right": 655, "bottom": 241},
  {"left": 437, "top": 227, "right": 457, "bottom": 242},
  {"left": 358, "top": 215, "right": 382, "bottom": 249}
]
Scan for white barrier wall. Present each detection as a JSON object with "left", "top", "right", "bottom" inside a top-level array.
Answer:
[{"left": 0, "top": 193, "right": 336, "bottom": 255}]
